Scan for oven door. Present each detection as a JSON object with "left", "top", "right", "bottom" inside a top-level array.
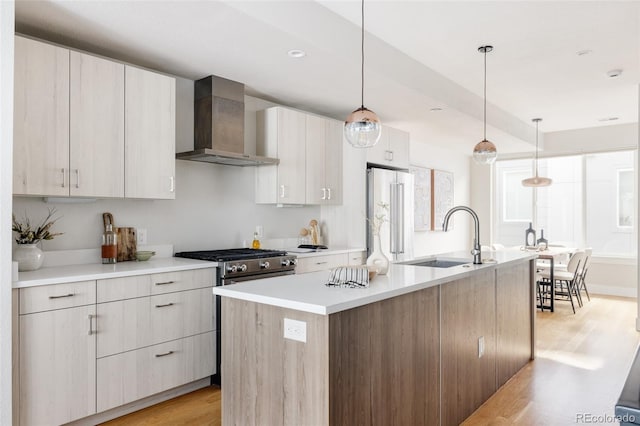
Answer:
[{"left": 214, "top": 269, "right": 295, "bottom": 386}]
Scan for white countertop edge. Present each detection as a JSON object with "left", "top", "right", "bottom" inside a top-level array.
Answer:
[
  {"left": 287, "top": 248, "right": 366, "bottom": 258},
  {"left": 213, "top": 252, "right": 537, "bottom": 315},
  {"left": 13, "top": 258, "right": 217, "bottom": 288}
]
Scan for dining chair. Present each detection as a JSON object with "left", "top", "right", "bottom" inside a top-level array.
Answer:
[
  {"left": 538, "top": 250, "right": 586, "bottom": 314},
  {"left": 576, "top": 248, "right": 593, "bottom": 302}
]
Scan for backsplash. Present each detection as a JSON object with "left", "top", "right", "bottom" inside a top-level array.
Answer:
[{"left": 12, "top": 160, "right": 321, "bottom": 253}]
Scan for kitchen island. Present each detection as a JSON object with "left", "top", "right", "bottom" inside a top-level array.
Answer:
[{"left": 213, "top": 250, "right": 537, "bottom": 426}]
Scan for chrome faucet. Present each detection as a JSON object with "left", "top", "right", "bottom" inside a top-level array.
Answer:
[{"left": 442, "top": 206, "right": 482, "bottom": 265}]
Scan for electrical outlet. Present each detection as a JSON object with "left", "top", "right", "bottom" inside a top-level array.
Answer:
[
  {"left": 284, "top": 318, "right": 307, "bottom": 343},
  {"left": 137, "top": 228, "right": 147, "bottom": 245},
  {"left": 478, "top": 336, "right": 485, "bottom": 358}
]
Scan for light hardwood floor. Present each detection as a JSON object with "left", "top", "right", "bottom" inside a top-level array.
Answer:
[{"left": 102, "top": 295, "right": 639, "bottom": 426}]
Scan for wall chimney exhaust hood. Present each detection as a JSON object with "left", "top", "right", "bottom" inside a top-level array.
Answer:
[{"left": 176, "top": 75, "right": 279, "bottom": 167}]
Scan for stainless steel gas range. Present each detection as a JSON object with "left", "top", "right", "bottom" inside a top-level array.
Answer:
[{"left": 174, "top": 248, "right": 297, "bottom": 385}]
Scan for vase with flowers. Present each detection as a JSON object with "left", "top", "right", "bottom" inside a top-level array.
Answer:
[
  {"left": 366, "top": 202, "right": 390, "bottom": 275},
  {"left": 12, "top": 208, "right": 63, "bottom": 271}
]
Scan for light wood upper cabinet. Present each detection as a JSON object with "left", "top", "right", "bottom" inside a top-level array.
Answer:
[
  {"left": 13, "top": 36, "right": 70, "bottom": 196},
  {"left": 256, "top": 107, "right": 306, "bottom": 204},
  {"left": 13, "top": 36, "right": 176, "bottom": 200},
  {"left": 70, "top": 51, "right": 125, "bottom": 197},
  {"left": 125, "top": 65, "right": 176, "bottom": 199},
  {"left": 306, "top": 116, "right": 343, "bottom": 205},
  {"left": 257, "top": 107, "right": 343, "bottom": 205},
  {"left": 366, "top": 125, "right": 410, "bottom": 169}
]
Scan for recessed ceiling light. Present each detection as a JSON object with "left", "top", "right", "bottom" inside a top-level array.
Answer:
[
  {"left": 577, "top": 49, "right": 592, "bottom": 56},
  {"left": 607, "top": 69, "right": 623, "bottom": 78},
  {"left": 287, "top": 49, "right": 306, "bottom": 59},
  {"left": 598, "top": 117, "right": 619, "bottom": 122},
  {"left": 430, "top": 107, "right": 443, "bottom": 112}
]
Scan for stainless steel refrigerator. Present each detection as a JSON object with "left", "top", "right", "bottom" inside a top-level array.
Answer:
[{"left": 367, "top": 167, "right": 414, "bottom": 262}]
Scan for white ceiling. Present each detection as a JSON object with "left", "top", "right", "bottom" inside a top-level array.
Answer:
[{"left": 14, "top": 0, "right": 640, "bottom": 155}]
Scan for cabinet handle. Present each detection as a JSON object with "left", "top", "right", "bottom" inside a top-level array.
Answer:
[
  {"left": 75, "top": 169, "right": 80, "bottom": 188},
  {"left": 280, "top": 185, "right": 286, "bottom": 198},
  {"left": 155, "top": 350, "right": 174, "bottom": 358},
  {"left": 315, "top": 261, "right": 328, "bottom": 265},
  {"left": 155, "top": 302, "right": 174, "bottom": 308},
  {"left": 321, "top": 188, "right": 326, "bottom": 200},
  {"left": 49, "top": 293, "right": 74, "bottom": 299},
  {"left": 327, "top": 187, "right": 332, "bottom": 200},
  {"left": 385, "top": 150, "right": 394, "bottom": 161},
  {"left": 169, "top": 176, "right": 175, "bottom": 193},
  {"left": 88, "top": 314, "right": 95, "bottom": 336},
  {"left": 155, "top": 281, "right": 175, "bottom": 286},
  {"left": 61, "top": 168, "right": 66, "bottom": 188}
]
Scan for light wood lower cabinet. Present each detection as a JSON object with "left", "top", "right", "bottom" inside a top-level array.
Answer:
[
  {"left": 19, "top": 290, "right": 97, "bottom": 426},
  {"left": 97, "top": 332, "right": 215, "bottom": 412},
  {"left": 296, "top": 250, "right": 366, "bottom": 274},
  {"left": 97, "top": 287, "right": 215, "bottom": 358}
]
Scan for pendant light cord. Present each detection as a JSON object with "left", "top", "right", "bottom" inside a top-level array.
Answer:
[
  {"left": 483, "top": 48, "right": 487, "bottom": 141},
  {"left": 360, "top": 0, "right": 365, "bottom": 109},
  {"left": 534, "top": 120, "right": 539, "bottom": 176}
]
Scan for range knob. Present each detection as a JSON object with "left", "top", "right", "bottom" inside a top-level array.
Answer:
[
  {"left": 281, "top": 259, "right": 291, "bottom": 267},
  {"left": 238, "top": 264, "right": 247, "bottom": 272},
  {"left": 226, "top": 264, "right": 238, "bottom": 273},
  {"left": 260, "top": 261, "right": 271, "bottom": 269},
  {"left": 291, "top": 258, "right": 298, "bottom": 266}
]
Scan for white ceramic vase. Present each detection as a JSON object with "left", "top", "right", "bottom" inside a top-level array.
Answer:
[
  {"left": 366, "top": 233, "right": 389, "bottom": 275},
  {"left": 13, "top": 243, "right": 44, "bottom": 271}
]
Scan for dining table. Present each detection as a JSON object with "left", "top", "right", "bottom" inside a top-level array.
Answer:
[{"left": 533, "top": 246, "right": 577, "bottom": 312}]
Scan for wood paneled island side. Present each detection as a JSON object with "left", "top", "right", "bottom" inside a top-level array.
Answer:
[{"left": 214, "top": 251, "right": 536, "bottom": 426}]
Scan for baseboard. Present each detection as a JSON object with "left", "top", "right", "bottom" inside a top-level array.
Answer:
[
  {"left": 589, "top": 284, "right": 637, "bottom": 298},
  {"left": 66, "top": 378, "right": 211, "bottom": 426}
]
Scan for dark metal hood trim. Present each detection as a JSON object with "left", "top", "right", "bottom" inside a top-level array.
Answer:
[
  {"left": 176, "top": 149, "right": 279, "bottom": 166},
  {"left": 177, "top": 75, "right": 279, "bottom": 167}
]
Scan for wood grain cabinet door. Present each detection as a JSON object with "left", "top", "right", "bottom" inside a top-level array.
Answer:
[
  {"left": 70, "top": 51, "right": 125, "bottom": 197},
  {"left": 13, "top": 36, "right": 70, "bottom": 196},
  {"left": 19, "top": 305, "right": 96, "bottom": 426},
  {"left": 125, "top": 65, "right": 176, "bottom": 199}
]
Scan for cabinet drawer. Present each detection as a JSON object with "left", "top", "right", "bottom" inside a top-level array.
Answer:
[
  {"left": 150, "top": 268, "right": 216, "bottom": 295},
  {"left": 97, "top": 287, "right": 214, "bottom": 358},
  {"left": 19, "top": 280, "right": 96, "bottom": 314},
  {"left": 296, "top": 253, "right": 348, "bottom": 274},
  {"left": 96, "top": 331, "right": 215, "bottom": 412},
  {"left": 97, "top": 268, "right": 216, "bottom": 302},
  {"left": 348, "top": 251, "right": 366, "bottom": 265}
]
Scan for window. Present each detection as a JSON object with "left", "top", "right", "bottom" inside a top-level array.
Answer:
[{"left": 494, "top": 150, "right": 636, "bottom": 257}]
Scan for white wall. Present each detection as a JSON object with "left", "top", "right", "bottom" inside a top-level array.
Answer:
[
  {"left": 545, "top": 123, "right": 638, "bottom": 155},
  {"left": 410, "top": 142, "right": 471, "bottom": 257},
  {"left": 0, "top": 1, "right": 14, "bottom": 422}
]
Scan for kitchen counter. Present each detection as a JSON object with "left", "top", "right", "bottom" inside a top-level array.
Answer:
[
  {"left": 219, "top": 250, "right": 536, "bottom": 425},
  {"left": 284, "top": 247, "right": 365, "bottom": 257},
  {"left": 13, "top": 257, "right": 215, "bottom": 288},
  {"left": 213, "top": 249, "right": 536, "bottom": 314}
]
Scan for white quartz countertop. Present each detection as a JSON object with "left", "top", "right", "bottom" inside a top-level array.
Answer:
[
  {"left": 13, "top": 257, "right": 216, "bottom": 288},
  {"left": 213, "top": 250, "right": 537, "bottom": 315}
]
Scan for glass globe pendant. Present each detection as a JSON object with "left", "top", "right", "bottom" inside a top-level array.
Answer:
[
  {"left": 472, "top": 45, "right": 498, "bottom": 165},
  {"left": 344, "top": 0, "right": 381, "bottom": 148}
]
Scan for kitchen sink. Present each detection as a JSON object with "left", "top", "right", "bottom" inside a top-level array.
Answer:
[{"left": 405, "top": 258, "right": 471, "bottom": 268}]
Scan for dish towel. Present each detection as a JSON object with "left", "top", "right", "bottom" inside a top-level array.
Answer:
[{"left": 326, "top": 266, "right": 369, "bottom": 288}]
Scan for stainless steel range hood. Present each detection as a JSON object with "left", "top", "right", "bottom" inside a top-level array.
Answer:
[{"left": 176, "top": 75, "right": 279, "bottom": 167}]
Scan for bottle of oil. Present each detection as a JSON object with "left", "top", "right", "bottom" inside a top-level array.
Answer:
[
  {"left": 102, "top": 224, "right": 117, "bottom": 264},
  {"left": 252, "top": 231, "right": 261, "bottom": 249}
]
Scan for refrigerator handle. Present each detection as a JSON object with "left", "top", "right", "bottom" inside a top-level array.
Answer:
[
  {"left": 389, "top": 183, "right": 398, "bottom": 254},
  {"left": 397, "top": 183, "right": 405, "bottom": 254}
]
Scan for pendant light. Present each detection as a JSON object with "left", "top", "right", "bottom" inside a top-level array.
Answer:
[
  {"left": 344, "top": 0, "right": 381, "bottom": 148},
  {"left": 472, "top": 45, "right": 498, "bottom": 164},
  {"left": 522, "top": 118, "right": 552, "bottom": 187}
]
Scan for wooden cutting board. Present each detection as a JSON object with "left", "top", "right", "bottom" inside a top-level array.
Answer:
[{"left": 116, "top": 227, "right": 137, "bottom": 262}]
